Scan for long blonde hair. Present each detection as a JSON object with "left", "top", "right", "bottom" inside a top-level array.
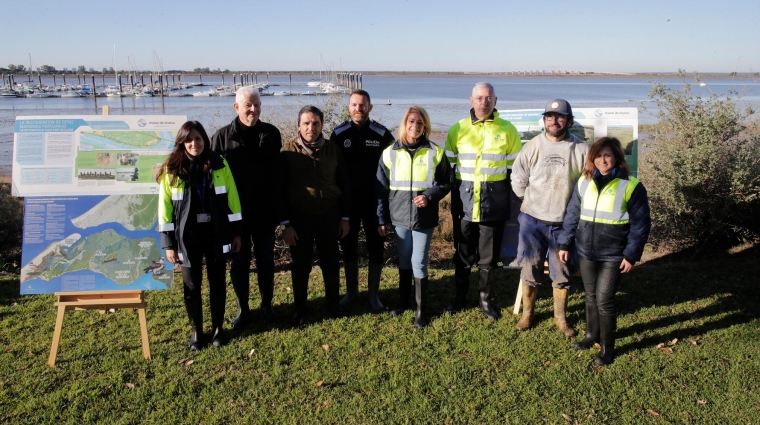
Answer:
[{"left": 396, "top": 105, "right": 431, "bottom": 143}]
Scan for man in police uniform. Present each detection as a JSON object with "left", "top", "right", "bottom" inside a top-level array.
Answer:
[
  {"left": 445, "top": 82, "right": 523, "bottom": 320},
  {"left": 511, "top": 99, "right": 588, "bottom": 336},
  {"left": 211, "top": 86, "right": 282, "bottom": 328},
  {"left": 330, "top": 89, "right": 394, "bottom": 312}
]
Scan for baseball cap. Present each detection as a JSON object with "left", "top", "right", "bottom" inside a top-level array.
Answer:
[{"left": 542, "top": 99, "right": 573, "bottom": 116}]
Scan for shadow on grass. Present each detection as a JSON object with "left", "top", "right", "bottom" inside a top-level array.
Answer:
[{"left": 0, "top": 274, "right": 21, "bottom": 310}]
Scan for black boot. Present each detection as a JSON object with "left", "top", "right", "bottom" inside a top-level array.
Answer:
[
  {"left": 258, "top": 274, "right": 276, "bottom": 323},
  {"left": 210, "top": 284, "right": 227, "bottom": 348},
  {"left": 183, "top": 296, "right": 204, "bottom": 351},
  {"left": 339, "top": 261, "right": 359, "bottom": 308},
  {"left": 595, "top": 314, "right": 616, "bottom": 366},
  {"left": 230, "top": 269, "right": 251, "bottom": 330},
  {"left": 291, "top": 276, "right": 309, "bottom": 326},
  {"left": 413, "top": 276, "right": 429, "bottom": 329},
  {"left": 390, "top": 269, "right": 413, "bottom": 316},
  {"left": 573, "top": 300, "right": 600, "bottom": 350},
  {"left": 446, "top": 267, "right": 471, "bottom": 312},
  {"left": 367, "top": 262, "right": 385, "bottom": 312},
  {"left": 478, "top": 268, "right": 500, "bottom": 320}
]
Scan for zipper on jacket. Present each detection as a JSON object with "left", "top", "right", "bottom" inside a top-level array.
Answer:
[
  {"left": 408, "top": 149, "right": 414, "bottom": 229},
  {"left": 589, "top": 180, "right": 608, "bottom": 259},
  {"left": 312, "top": 156, "right": 322, "bottom": 199}
]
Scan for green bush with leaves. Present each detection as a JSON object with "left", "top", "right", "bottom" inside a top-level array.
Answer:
[
  {"left": 0, "top": 183, "right": 23, "bottom": 263},
  {"left": 641, "top": 74, "right": 760, "bottom": 249}
]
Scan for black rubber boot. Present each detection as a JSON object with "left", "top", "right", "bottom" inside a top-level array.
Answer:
[
  {"left": 595, "top": 314, "right": 616, "bottom": 366},
  {"left": 446, "top": 267, "right": 471, "bottom": 313},
  {"left": 390, "top": 269, "right": 413, "bottom": 316},
  {"left": 413, "top": 276, "right": 429, "bottom": 329},
  {"left": 258, "top": 274, "right": 276, "bottom": 323},
  {"left": 478, "top": 268, "right": 500, "bottom": 320},
  {"left": 573, "top": 300, "right": 600, "bottom": 350},
  {"left": 183, "top": 296, "right": 204, "bottom": 351},
  {"left": 230, "top": 269, "right": 251, "bottom": 330},
  {"left": 339, "top": 261, "right": 359, "bottom": 308},
  {"left": 210, "top": 286, "right": 227, "bottom": 348},
  {"left": 291, "top": 276, "right": 309, "bottom": 326},
  {"left": 367, "top": 262, "right": 385, "bottom": 312}
]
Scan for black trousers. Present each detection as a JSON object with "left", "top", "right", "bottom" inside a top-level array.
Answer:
[
  {"left": 181, "top": 230, "right": 227, "bottom": 327},
  {"left": 453, "top": 218, "right": 505, "bottom": 269},
  {"left": 578, "top": 257, "right": 621, "bottom": 316},
  {"left": 339, "top": 200, "right": 385, "bottom": 264},
  {"left": 289, "top": 211, "right": 341, "bottom": 310},
  {"left": 229, "top": 220, "right": 276, "bottom": 303}
]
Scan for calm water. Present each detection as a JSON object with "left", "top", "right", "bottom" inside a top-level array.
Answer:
[{"left": 2, "top": 74, "right": 758, "bottom": 177}]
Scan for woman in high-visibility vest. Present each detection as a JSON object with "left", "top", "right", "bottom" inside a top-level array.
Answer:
[
  {"left": 376, "top": 106, "right": 452, "bottom": 328},
  {"left": 157, "top": 121, "right": 242, "bottom": 350},
  {"left": 558, "top": 137, "right": 651, "bottom": 365}
]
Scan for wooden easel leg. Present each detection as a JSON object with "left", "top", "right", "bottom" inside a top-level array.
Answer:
[
  {"left": 513, "top": 278, "right": 524, "bottom": 316},
  {"left": 137, "top": 307, "right": 151, "bottom": 360},
  {"left": 48, "top": 306, "right": 66, "bottom": 367}
]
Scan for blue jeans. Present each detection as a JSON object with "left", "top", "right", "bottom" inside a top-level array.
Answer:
[
  {"left": 394, "top": 226, "right": 434, "bottom": 278},
  {"left": 516, "top": 212, "right": 577, "bottom": 289}
]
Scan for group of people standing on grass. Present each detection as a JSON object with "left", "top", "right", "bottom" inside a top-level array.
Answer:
[{"left": 156, "top": 82, "right": 651, "bottom": 366}]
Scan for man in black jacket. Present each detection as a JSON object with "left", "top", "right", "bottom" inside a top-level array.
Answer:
[
  {"left": 211, "top": 86, "right": 282, "bottom": 328},
  {"left": 330, "top": 90, "right": 394, "bottom": 312}
]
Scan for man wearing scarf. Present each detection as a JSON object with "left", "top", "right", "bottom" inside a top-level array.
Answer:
[{"left": 276, "top": 105, "right": 352, "bottom": 325}]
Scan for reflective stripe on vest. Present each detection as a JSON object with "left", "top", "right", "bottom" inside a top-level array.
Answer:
[
  {"left": 384, "top": 147, "right": 441, "bottom": 191},
  {"left": 453, "top": 149, "right": 509, "bottom": 182},
  {"left": 579, "top": 177, "right": 638, "bottom": 224}
]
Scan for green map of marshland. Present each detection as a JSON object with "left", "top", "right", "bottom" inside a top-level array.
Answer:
[{"left": 25, "top": 229, "right": 164, "bottom": 284}]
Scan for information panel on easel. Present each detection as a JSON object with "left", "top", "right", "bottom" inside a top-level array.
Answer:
[{"left": 13, "top": 115, "right": 186, "bottom": 294}]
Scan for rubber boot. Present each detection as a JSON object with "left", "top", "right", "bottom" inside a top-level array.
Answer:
[
  {"left": 339, "top": 261, "right": 359, "bottom": 308},
  {"left": 478, "top": 268, "right": 500, "bottom": 320},
  {"left": 324, "top": 269, "right": 346, "bottom": 319},
  {"left": 390, "top": 269, "right": 413, "bottom": 316},
  {"left": 594, "top": 314, "right": 616, "bottom": 365},
  {"left": 413, "top": 276, "right": 429, "bottom": 329},
  {"left": 446, "top": 267, "right": 471, "bottom": 313},
  {"left": 553, "top": 287, "right": 578, "bottom": 337},
  {"left": 210, "top": 285, "right": 227, "bottom": 348},
  {"left": 183, "top": 296, "right": 204, "bottom": 351},
  {"left": 367, "top": 262, "right": 385, "bottom": 312},
  {"left": 573, "top": 300, "right": 600, "bottom": 350},
  {"left": 291, "top": 274, "right": 309, "bottom": 326},
  {"left": 230, "top": 269, "right": 251, "bottom": 331},
  {"left": 258, "top": 274, "right": 276, "bottom": 323},
  {"left": 515, "top": 283, "right": 538, "bottom": 331}
]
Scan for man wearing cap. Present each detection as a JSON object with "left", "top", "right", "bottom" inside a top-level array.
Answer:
[
  {"left": 511, "top": 99, "right": 588, "bottom": 336},
  {"left": 444, "top": 82, "right": 523, "bottom": 320}
]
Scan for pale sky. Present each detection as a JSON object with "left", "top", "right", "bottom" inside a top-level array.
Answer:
[{"left": 2, "top": 0, "right": 759, "bottom": 73}]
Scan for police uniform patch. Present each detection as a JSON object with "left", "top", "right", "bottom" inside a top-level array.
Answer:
[{"left": 344, "top": 139, "right": 351, "bottom": 148}]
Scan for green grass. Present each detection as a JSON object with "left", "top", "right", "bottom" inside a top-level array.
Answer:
[{"left": 0, "top": 245, "right": 759, "bottom": 424}]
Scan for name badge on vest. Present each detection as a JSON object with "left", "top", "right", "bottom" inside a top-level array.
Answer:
[{"left": 196, "top": 213, "right": 211, "bottom": 223}]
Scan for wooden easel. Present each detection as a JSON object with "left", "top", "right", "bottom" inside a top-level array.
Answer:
[
  {"left": 512, "top": 261, "right": 582, "bottom": 315},
  {"left": 47, "top": 106, "right": 151, "bottom": 367},
  {"left": 48, "top": 290, "right": 151, "bottom": 366}
]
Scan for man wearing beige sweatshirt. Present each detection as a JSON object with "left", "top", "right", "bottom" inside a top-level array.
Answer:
[{"left": 510, "top": 99, "right": 588, "bottom": 337}]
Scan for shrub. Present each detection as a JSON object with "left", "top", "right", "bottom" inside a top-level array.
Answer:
[
  {"left": 0, "top": 184, "right": 23, "bottom": 261},
  {"left": 640, "top": 73, "right": 760, "bottom": 249}
]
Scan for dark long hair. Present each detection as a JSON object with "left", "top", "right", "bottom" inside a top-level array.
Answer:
[
  {"left": 583, "top": 137, "right": 630, "bottom": 180},
  {"left": 156, "top": 121, "right": 211, "bottom": 186}
]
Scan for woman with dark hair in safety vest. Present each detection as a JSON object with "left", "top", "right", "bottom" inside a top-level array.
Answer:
[
  {"left": 558, "top": 137, "right": 651, "bottom": 365},
  {"left": 157, "top": 121, "right": 242, "bottom": 350},
  {"left": 376, "top": 106, "right": 452, "bottom": 328}
]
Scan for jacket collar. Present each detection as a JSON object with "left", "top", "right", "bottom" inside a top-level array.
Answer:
[{"left": 470, "top": 108, "right": 497, "bottom": 124}]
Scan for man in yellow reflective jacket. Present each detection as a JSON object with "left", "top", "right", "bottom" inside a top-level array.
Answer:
[{"left": 444, "top": 82, "right": 522, "bottom": 320}]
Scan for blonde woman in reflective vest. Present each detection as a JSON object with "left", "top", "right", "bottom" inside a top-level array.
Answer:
[
  {"left": 558, "top": 137, "right": 651, "bottom": 365},
  {"left": 158, "top": 121, "right": 243, "bottom": 350},
  {"left": 376, "top": 106, "right": 452, "bottom": 328}
]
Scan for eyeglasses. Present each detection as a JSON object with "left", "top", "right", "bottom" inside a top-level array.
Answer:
[
  {"left": 544, "top": 114, "right": 567, "bottom": 122},
  {"left": 472, "top": 96, "right": 496, "bottom": 102}
]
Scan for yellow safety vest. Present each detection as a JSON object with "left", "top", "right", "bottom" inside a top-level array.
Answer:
[
  {"left": 382, "top": 145, "right": 444, "bottom": 191},
  {"left": 578, "top": 175, "right": 640, "bottom": 225}
]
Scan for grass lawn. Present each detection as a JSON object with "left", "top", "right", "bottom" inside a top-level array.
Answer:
[{"left": 0, "top": 245, "right": 758, "bottom": 424}]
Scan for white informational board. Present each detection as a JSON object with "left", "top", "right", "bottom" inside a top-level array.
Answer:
[
  {"left": 499, "top": 107, "right": 639, "bottom": 259},
  {"left": 12, "top": 115, "right": 186, "bottom": 197}
]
